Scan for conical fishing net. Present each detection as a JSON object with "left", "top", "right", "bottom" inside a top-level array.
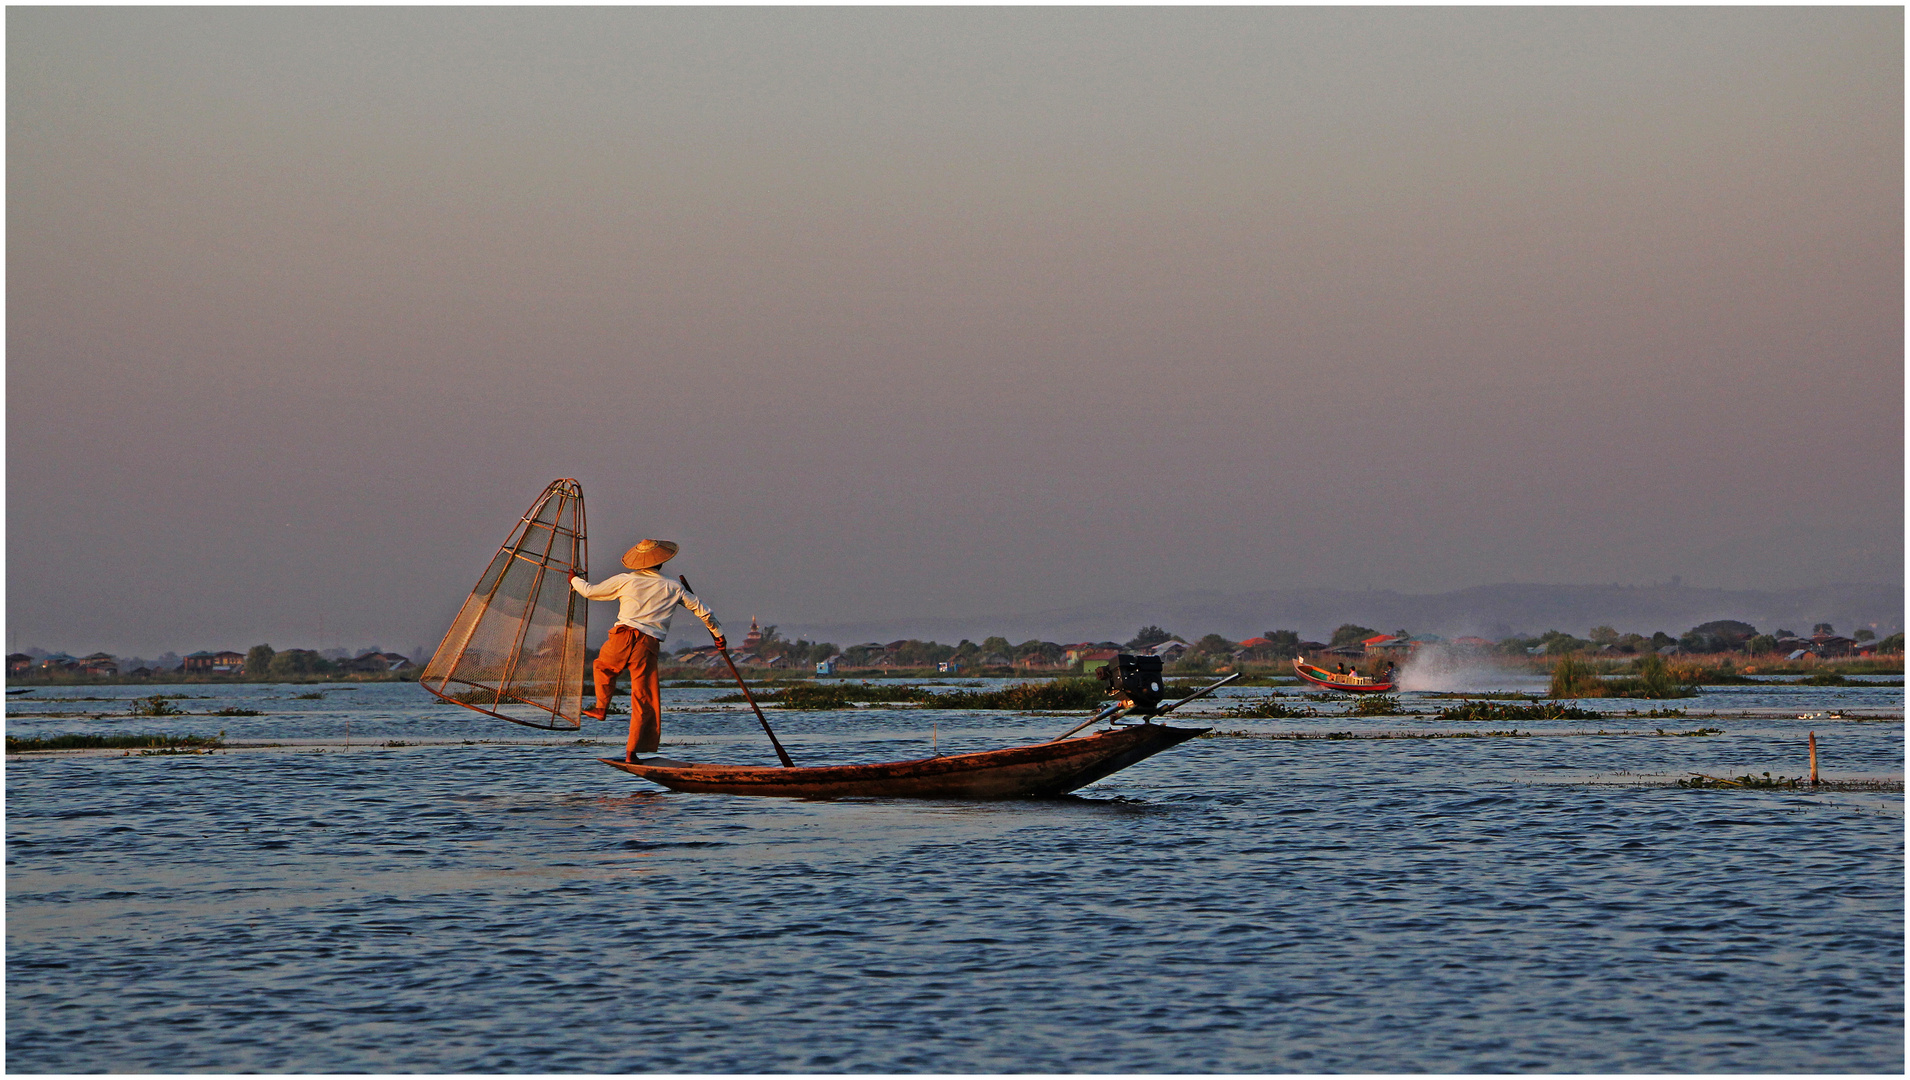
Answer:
[{"left": 421, "top": 479, "right": 588, "bottom": 729}]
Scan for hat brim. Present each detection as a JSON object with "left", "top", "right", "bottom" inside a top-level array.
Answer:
[{"left": 622, "top": 541, "right": 679, "bottom": 570}]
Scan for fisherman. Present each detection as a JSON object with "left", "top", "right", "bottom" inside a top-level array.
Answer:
[{"left": 568, "top": 539, "right": 723, "bottom": 762}]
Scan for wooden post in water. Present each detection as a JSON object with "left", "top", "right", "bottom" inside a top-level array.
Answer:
[{"left": 1809, "top": 731, "right": 1818, "bottom": 786}]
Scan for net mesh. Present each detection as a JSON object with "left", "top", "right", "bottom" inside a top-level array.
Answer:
[{"left": 420, "top": 479, "right": 588, "bottom": 729}]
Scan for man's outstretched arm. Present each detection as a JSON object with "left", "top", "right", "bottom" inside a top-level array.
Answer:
[
  {"left": 678, "top": 588, "right": 725, "bottom": 650},
  {"left": 568, "top": 570, "right": 625, "bottom": 601}
]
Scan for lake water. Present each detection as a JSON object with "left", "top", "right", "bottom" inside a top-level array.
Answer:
[{"left": 7, "top": 678, "right": 1903, "bottom": 1072}]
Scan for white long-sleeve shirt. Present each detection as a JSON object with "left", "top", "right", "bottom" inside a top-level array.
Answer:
[{"left": 570, "top": 569, "right": 720, "bottom": 644}]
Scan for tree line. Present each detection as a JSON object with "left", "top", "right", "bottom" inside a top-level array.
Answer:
[{"left": 687, "top": 618, "right": 1902, "bottom": 671}]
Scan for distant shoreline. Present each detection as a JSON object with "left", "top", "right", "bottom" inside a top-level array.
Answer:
[
  {"left": 5, "top": 670, "right": 423, "bottom": 687},
  {"left": 6, "top": 652, "right": 1902, "bottom": 690}
]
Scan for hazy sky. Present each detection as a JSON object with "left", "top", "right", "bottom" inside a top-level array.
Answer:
[{"left": 9, "top": 7, "right": 1903, "bottom": 657}]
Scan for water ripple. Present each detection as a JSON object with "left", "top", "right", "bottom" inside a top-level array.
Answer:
[{"left": 6, "top": 682, "right": 1902, "bottom": 1070}]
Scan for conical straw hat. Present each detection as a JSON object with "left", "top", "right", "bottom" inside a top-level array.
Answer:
[{"left": 622, "top": 539, "right": 679, "bottom": 570}]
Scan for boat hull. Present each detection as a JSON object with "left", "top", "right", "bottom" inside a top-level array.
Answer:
[
  {"left": 598, "top": 723, "right": 1206, "bottom": 799},
  {"left": 1293, "top": 659, "right": 1395, "bottom": 694}
]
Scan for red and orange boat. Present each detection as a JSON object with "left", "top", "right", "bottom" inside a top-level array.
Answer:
[{"left": 1293, "top": 658, "right": 1395, "bottom": 694}]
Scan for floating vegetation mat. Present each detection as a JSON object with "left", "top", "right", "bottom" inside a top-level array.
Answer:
[
  {"left": 669, "top": 678, "right": 814, "bottom": 689},
  {"left": 921, "top": 680, "right": 1107, "bottom": 710},
  {"left": 1680, "top": 772, "right": 1804, "bottom": 789},
  {"left": 1220, "top": 695, "right": 1318, "bottom": 719},
  {"left": 1201, "top": 727, "right": 1724, "bottom": 741},
  {"left": 1437, "top": 700, "right": 1603, "bottom": 723},
  {"left": 714, "top": 683, "right": 929, "bottom": 709},
  {"left": 1169, "top": 676, "right": 1295, "bottom": 691},
  {"left": 23, "top": 693, "right": 198, "bottom": 703},
  {"left": 1677, "top": 772, "right": 1903, "bottom": 792},
  {"left": 1221, "top": 696, "right": 1696, "bottom": 721},
  {"left": 7, "top": 732, "right": 225, "bottom": 753}
]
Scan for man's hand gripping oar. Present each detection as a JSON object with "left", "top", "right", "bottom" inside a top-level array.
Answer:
[
  {"left": 1050, "top": 671, "right": 1242, "bottom": 741},
  {"left": 679, "top": 575, "right": 796, "bottom": 768}
]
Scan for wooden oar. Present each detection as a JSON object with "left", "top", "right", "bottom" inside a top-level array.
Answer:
[{"left": 680, "top": 574, "right": 796, "bottom": 768}]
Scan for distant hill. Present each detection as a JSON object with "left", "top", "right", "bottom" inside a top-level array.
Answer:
[{"left": 780, "top": 582, "right": 1904, "bottom": 646}]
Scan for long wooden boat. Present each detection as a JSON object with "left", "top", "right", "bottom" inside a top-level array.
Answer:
[
  {"left": 598, "top": 722, "right": 1206, "bottom": 799},
  {"left": 1293, "top": 658, "right": 1395, "bottom": 694}
]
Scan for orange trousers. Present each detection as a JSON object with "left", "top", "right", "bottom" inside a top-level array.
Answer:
[{"left": 595, "top": 625, "right": 661, "bottom": 754}]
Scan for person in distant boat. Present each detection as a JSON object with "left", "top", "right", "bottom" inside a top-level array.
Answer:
[{"left": 569, "top": 539, "right": 723, "bottom": 762}]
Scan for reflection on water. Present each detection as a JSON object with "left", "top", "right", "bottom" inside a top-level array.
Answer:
[{"left": 6, "top": 681, "right": 1903, "bottom": 1071}]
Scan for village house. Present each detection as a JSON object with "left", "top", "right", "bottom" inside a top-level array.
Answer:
[
  {"left": 1362, "top": 634, "right": 1409, "bottom": 657},
  {"left": 671, "top": 645, "right": 728, "bottom": 669},
  {"left": 78, "top": 652, "right": 119, "bottom": 677},
  {"left": 1808, "top": 633, "right": 1856, "bottom": 657},
  {"left": 1363, "top": 633, "right": 1443, "bottom": 658},
  {"left": 182, "top": 650, "right": 246, "bottom": 674},
  {"left": 1140, "top": 640, "right": 1189, "bottom": 663},
  {"left": 1232, "top": 637, "right": 1275, "bottom": 662},
  {"left": 7, "top": 653, "right": 33, "bottom": 675},
  {"left": 1060, "top": 642, "right": 1123, "bottom": 666},
  {"left": 344, "top": 651, "right": 412, "bottom": 674}
]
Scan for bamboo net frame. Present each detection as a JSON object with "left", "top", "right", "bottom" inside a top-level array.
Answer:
[{"left": 420, "top": 479, "right": 588, "bottom": 729}]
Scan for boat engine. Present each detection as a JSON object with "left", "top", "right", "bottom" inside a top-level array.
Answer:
[{"left": 1097, "top": 653, "right": 1165, "bottom": 715}]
